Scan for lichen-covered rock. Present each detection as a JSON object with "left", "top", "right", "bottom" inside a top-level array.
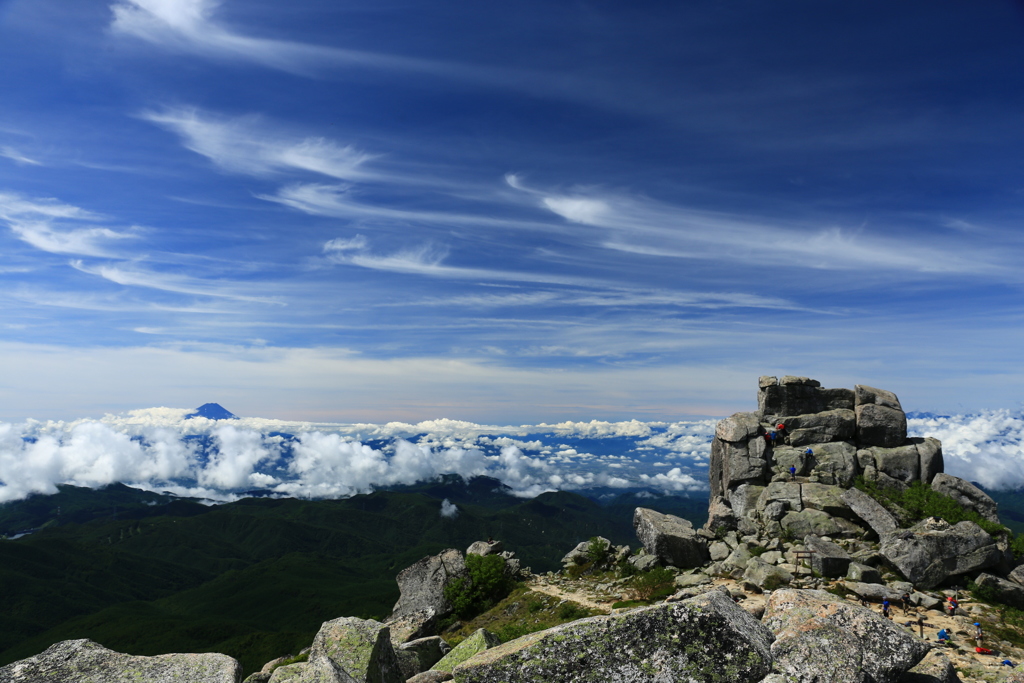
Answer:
[
  {"left": 744, "top": 557, "right": 793, "bottom": 589},
  {"left": 856, "top": 404, "right": 907, "bottom": 449},
  {"left": 764, "top": 589, "right": 929, "bottom": 683},
  {"left": 280, "top": 617, "right": 404, "bottom": 683},
  {"left": 841, "top": 488, "right": 899, "bottom": 537},
  {"left": 879, "top": 519, "right": 1001, "bottom": 589},
  {"left": 771, "top": 624, "right": 865, "bottom": 683},
  {"left": 898, "top": 649, "right": 960, "bottom": 682},
  {"left": 930, "top": 473, "right": 999, "bottom": 524},
  {"left": 389, "top": 549, "right": 467, "bottom": 626},
  {"left": 0, "top": 639, "right": 241, "bottom": 683},
  {"left": 801, "top": 483, "right": 853, "bottom": 519},
  {"left": 633, "top": 507, "right": 710, "bottom": 568},
  {"left": 452, "top": 589, "right": 773, "bottom": 683},
  {"left": 432, "top": 630, "right": 501, "bottom": 673},
  {"left": 386, "top": 608, "right": 438, "bottom": 645},
  {"left": 804, "top": 535, "right": 851, "bottom": 579},
  {"left": 780, "top": 508, "right": 863, "bottom": 539}
]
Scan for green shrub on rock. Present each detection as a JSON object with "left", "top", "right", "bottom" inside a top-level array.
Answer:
[{"left": 444, "top": 554, "right": 514, "bottom": 620}]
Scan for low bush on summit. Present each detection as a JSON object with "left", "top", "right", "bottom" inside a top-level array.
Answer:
[{"left": 444, "top": 554, "right": 514, "bottom": 620}]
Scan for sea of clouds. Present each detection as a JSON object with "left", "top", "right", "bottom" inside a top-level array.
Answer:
[{"left": 0, "top": 406, "right": 1021, "bottom": 504}]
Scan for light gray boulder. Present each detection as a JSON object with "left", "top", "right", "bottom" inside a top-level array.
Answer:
[
  {"left": 1009, "top": 564, "right": 1024, "bottom": 586},
  {"left": 431, "top": 629, "right": 501, "bottom": 673},
  {"left": 705, "top": 495, "right": 737, "bottom": 534},
  {"left": 804, "top": 534, "right": 852, "bottom": 578},
  {"left": 974, "top": 572, "right": 1024, "bottom": 610},
  {"left": 0, "top": 639, "right": 241, "bottom": 683},
  {"left": 846, "top": 562, "right": 882, "bottom": 584},
  {"left": 801, "top": 483, "right": 854, "bottom": 519},
  {"left": 757, "top": 481, "right": 803, "bottom": 514},
  {"left": 724, "top": 544, "right": 754, "bottom": 571},
  {"left": 560, "top": 536, "right": 610, "bottom": 567},
  {"left": 854, "top": 384, "right": 903, "bottom": 411},
  {"left": 914, "top": 438, "right": 944, "bottom": 485},
  {"left": 841, "top": 488, "right": 899, "bottom": 537},
  {"left": 270, "top": 617, "right": 403, "bottom": 683},
  {"left": 856, "top": 404, "right": 907, "bottom": 448},
  {"left": 709, "top": 540, "right": 731, "bottom": 561},
  {"left": 716, "top": 411, "right": 762, "bottom": 442},
  {"left": 771, "top": 446, "right": 810, "bottom": 478},
  {"left": 633, "top": 507, "right": 710, "bottom": 568},
  {"left": 743, "top": 557, "right": 794, "bottom": 589},
  {"left": 866, "top": 444, "right": 921, "bottom": 484},
  {"left": 388, "top": 549, "right": 467, "bottom": 630},
  {"left": 898, "top": 649, "right": 960, "bottom": 683},
  {"left": 930, "top": 473, "right": 999, "bottom": 524},
  {"left": 466, "top": 540, "right": 503, "bottom": 556},
  {"left": 710, "top": 436, "right": 770, "bottom": 498},
  {"left": 843, "top": 582, "right": 903, "bottom": 604},
  {"left": 879, "top": 518, "right": 1001, "bottom": 590},
  {"left": 805, "top": 441, "right": 859, "bottom": 488},
  {"left": 782, "top": 410, "right": 856, "bottom": 447},
  {"left": 764, "top": 589, "right": 929, "bottom": 683},
  {"left": 452, "top": 589, "right": 773, "bottom": 683},
  {"left": 910, "top": 591, "right": 944, "bottom": 612},
  {"left": 628, "top": 553, "right": 661, "bottom": 571},
  {"left": 730, "top": 483, "right": 766, "bottom": 521}
]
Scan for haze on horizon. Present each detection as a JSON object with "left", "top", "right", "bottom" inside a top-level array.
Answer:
[{"left": 1, "top": 1, "right": 1023, "bottom": 424}]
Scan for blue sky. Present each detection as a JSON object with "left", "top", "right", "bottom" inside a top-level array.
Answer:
[{"left": 1, "top": 0, "right": 1023, "bottom": 423}]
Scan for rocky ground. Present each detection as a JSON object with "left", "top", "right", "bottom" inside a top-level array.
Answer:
[{"left": 527, "top": 568, "right": 1024, "bottom": 683}]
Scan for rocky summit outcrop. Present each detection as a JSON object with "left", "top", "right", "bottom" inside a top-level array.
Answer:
[
  {"left": 0, "top": 639, "right": 241, "bottom": 683},
  {"left": 387, "top": 549, "right": 468, "bottom": 642},
  {"left": 705, "top": 376, "right": 1007, "bottom": 591}
]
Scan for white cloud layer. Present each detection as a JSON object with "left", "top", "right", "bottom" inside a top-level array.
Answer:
[{"left": 2, "top": 406, "right": 1019, "bottom": 506}]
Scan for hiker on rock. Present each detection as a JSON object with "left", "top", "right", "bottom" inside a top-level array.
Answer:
[
  {"left": 789, "top": 464, "right": 797, "bottom": 479},
  {"left": 882, "top": 600, "right": 891, "bottom": 619},
  {"left": 975, "top": 623, "right": 984, "bottom": 644},
  {"left": 901, "top": 592, "right": 911, "bottom": 615},
  {"left": 776, "top": 423, "right": 786, "bottom": 442}
]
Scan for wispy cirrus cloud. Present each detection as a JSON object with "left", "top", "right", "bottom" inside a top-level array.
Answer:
[
  {"left": 0, "top": 147, "right": 42, "bottom": 166},
  {"left": 142, "top": 108, "right": 375, "bottom": 179},
  {"left": 506, "top": 175, "right": 1012, "bottom": 278},
  {"left": 0, "top": 193, "right": 139, "bottom": 257},
  {"left": 70, "top": 260, "right": 285, "bottom": 304}
]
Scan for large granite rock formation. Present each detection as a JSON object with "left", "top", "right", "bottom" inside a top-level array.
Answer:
[
  {"left": 633, "top": 507, "right": 710, "bottom": 568},
  {"left": 0, "top": 639, "right": 241, "bottom": 683},
  {"left": 704, "top": 376, "right": 1005, "bottom": 588}
]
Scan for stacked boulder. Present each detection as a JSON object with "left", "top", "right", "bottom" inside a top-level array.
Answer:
[{"left": 705, "top": 376, "right": 1006, "bottom": 590}]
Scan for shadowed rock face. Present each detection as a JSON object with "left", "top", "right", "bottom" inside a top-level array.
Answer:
[
  {"left": 0, "top": 639, "right": 241, "bottom": 683},
  {"left": 452, "top": 589, "right": 773, "bottom": 683},
  {"left": 390, "top": 549, "right": 466, "bottom": 621},
  {"left": 269, "top": 617, "right": 404, "bottom": 683},
  {"left": 633, "top": 507, "right": 710, "bottom": 568}
]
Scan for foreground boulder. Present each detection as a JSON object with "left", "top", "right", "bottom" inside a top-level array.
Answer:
[
  {"left": 431, "top": 629, "right": 501, "bottom": 673},
  {"left": 898, "top": 649, "right": 960, "bottom": 683},
  {"left": 633, "top": 507, "right": 710, "bottom": 568},
  {"left": 396, "top": 637, "right": 451, "bottom": 680},
  {"left": 0, "top": 639, "right": 240, "bottom": 683},
  {"left": 764, "top": 589, "right": 929, "bottom": 683},
  {"left": 269, "top": 617, "right": 403, "bottom": 683},
  {"left": 452, "top": 588, "right": 772, "bottom": 683},
  {"left": 879, "top": 518, "right": 1001, "bottom": 589}
]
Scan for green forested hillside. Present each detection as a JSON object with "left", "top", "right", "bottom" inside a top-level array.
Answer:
[{"left": 0, "top": 479, "right": 705, "bottom": 675}]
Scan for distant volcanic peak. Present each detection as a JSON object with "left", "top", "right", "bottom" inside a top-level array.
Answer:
[{"left": 184, "top": 403, "right": 238, "bottom": 420}]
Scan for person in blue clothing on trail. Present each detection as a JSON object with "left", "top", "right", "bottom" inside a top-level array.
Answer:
[
  {"left": 937, "top": 628, "right": 951, "bottom": 642},
  {"left": 789, "top": 464, "right": 797, "bottom": 479}
]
